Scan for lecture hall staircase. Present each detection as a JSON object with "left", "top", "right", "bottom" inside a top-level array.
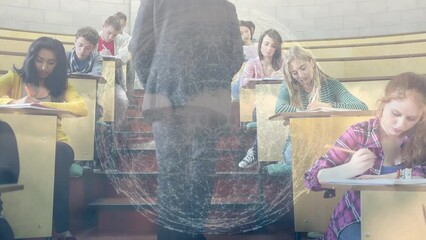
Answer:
[{"left": 68, "top": 89, "right": 293, "bottom": 239}]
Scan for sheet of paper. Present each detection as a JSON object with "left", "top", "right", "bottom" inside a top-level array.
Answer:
[{"left": 327, "top": 178, "right": 426, "bottom": 186}]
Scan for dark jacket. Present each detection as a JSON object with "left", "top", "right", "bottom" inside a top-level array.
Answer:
[
  {"left": 0, "top": 121, "right": 19, "bottom": 184},
  {"left": 129, "top": 0, "right": 244, "bottom": 123}
]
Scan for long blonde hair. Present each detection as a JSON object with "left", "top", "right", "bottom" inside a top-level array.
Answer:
[
  {"left": 376, "top": 72, "right": 426, "bottom": 166},
  {"left": 283, "top": 46, "right": 328, "bottom": 110}
]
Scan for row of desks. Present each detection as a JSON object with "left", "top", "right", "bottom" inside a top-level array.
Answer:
[
  {"left": 245, "top": 80, "right": 426, "bottom": 239},
  {"left": 0, "top": 59, "right": 117, "bottom": 238}
]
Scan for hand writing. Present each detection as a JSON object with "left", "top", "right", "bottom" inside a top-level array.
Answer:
[
  {"left": 10, "top": 96, "right": 38, "bottom": 104},
  {"left": 347, "top": 148, "right": 376, "bottom": 176},
  {"left": 307, "top": 101, "right": 332, "bottom": 110},
  {"left": 99, "top": 48, "right": 112, "bottom": 56}
]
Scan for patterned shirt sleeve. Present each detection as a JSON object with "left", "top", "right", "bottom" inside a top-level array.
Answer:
[
  {"left": 305, "top": 121, "right": 366, "bottom": 191},
  {"left": 275, "top": 82, "right": 298, "bottom": 113},
  {"left": 327, "top": 79, "right": 368, "bottom": 110}
]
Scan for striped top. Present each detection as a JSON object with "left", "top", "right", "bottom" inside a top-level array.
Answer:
[{"left": 275, "top": 77, "right": 368, "bottom": 113}]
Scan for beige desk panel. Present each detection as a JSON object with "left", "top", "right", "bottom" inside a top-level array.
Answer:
[
  {"left": 0, "top": 114, "right": 56, "bottom": 238},
  {"left": 283, "top": 33, "right": 426, "bottom": 47},
  {"left": 256, "top": 84, "right": 287, "bottom": 162},
  {"left": 0, "top": 54, "right": 25, "bottom": 72},
  {"left": 98, "top": 60, "right": 116, "bottom": 122},
  {"left": 342, "top": 80, "right": 389, "bottom": 110},
  {"left": 319, "top": 57, "right": 426, "bottom": 79},
  {"left": 309, "top": 41, "right": 426, "bottom": 59},
  {"left": 239, "top": 88, "right": 255, "bottom": 122},
  {"left": 361, "top": 191, "right": 426, "bottom": 240},
  {"left": 291, "top": 116, "right": 372, "bottom": 232},
  {"left": 0, "top": 29, "right": 75, "bottom": 43},
  {"left": 62, "top": 78, "right": 97, "bottom": 160}
]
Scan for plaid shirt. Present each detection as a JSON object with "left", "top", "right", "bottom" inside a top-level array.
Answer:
[{"left": 304, "top": 117, "right": 425, "bottom": 240}]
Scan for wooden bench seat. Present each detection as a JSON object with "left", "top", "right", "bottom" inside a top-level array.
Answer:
[
  {"left": 0, "top": 28, "right": 74, "bottom": 43},
  {"left": 0, "top": 37, "right": 74, "bottom": 53},
  {"left": 297, "top": 40, "right": 426, "bottom": 59},
  {"left": 317, "top": 53, "right": 426, "bottom": 79},
  {"left": 284, "top": 31, "right": 426, "bottom": 48}
]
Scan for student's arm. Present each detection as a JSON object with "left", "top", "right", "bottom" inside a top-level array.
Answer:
[
  {"left": 239, "top": 59, "right": 257, "bottom": 88},
  {"left": 40, "top": 83, "right": 88, "bottom": 117},
  {"left": 304, "top": 122, "right": 375, "bottom": 191},
  {"left": 0, "top": 71, "right": 22, "bottom": 105},
  {"left": 327, "top": 79, "right": 368, "bottom": 110},
  {"left": 274, "top": 82, "right": 298, "bottom": 113},
  {"left": 89, "top": 52, "right": 104, "bottom": 76},
  {"left": 129, "top": 0, "right": 155, "bottom": 88},
  {"left": 116, "top": 35, "right": 130, "bottom": 64}
]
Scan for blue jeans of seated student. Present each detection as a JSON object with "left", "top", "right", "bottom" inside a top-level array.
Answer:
[
  {"left": 338, "top": 223, "right": 361, "bottom": 240},
  {"left": 282, "top": 136, "right": 292, "bottom": 165},
  {"left": 231, "top": 78, "right": 240, "bottom": 101},
  {"left": 153, "top": 112, "right": 220, "bottom": 240}
]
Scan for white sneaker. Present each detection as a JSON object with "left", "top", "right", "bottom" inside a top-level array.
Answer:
[
  {"left": 238, "top": 147, "right": 258, "bottom": 168},
  {"left": 307, "top": 231, "right": 323, "bottom": 239}
]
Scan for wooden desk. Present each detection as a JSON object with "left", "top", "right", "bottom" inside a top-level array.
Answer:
[
  {"left": 323, "top": 181, "right": 426, "bottom": 240},
  {"left": 255, "top": 83, "right": 287, "bottom": 162},
  {"left": 0, "top": 113, "right": 57, "bottom": 238},
  {"left": 270, "top": 112, "right": 374, "bottom": 233},
  {"left": 239, "top": 78, "right": 283, "bottom": 123},
  {"left": 62, "top": 74, "right": 103, "bottom": 160},
  {"left": 98, "top": 57, "right": 117, "bottom": 122}
]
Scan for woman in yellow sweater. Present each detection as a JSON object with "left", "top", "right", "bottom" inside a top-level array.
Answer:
[{"left": 0, "top": 37, "right": 87, "bottom": 240}]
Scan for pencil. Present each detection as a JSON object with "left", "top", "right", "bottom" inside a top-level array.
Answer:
[{"left": 324, "top": 144, "right": 356, "bottom": 154}]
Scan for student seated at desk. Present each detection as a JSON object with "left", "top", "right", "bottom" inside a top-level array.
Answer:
[
  {"left": 114, "top": 11, "right": 131, "bottom": 43},
  {"left": 267, "top": 46, "right": 368, "bottom": 174},
  {"left": 304, "top": 72, "right": 426, "bottom": 240},
  {"left": 66, "top": 26, "right": 103, "bottom": 75},
  {"left": 238, "top": 29, "right": 284, "bottom": 168},
  {"left": 0, "top": 37, "right": 88, "bottom": 240},
  {"left": 230, "top": 20, "right": 259, "bottom": 101},
  {"left": 240, "top": 20, "right": 258, "bottom": 60},
  {"left": 0, "top": 120, "right": 19, "bottom": 240},
  {"left": 98, "top": 15, "right": 129, "bottom": 129},
  {"left": 67, "top": 26, "right": 103, "bottom": 120}
]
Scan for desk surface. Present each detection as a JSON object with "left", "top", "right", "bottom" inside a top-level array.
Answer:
[
  {"left": 269, "top": 110, "right": 375, "bottom": 121},
  {"left": 0, "top": 104, "right": 76, "bottom": 117},
  {"left": 322, "top": 178, "right": 426, "bottom": 192},
  {"left": 243, "top": 78, "right": 283, "bottom": 89},
  {"left": 0, "top": 184, "right": 24, "bottom": 193}
]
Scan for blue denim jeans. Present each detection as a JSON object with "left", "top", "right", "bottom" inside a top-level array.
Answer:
[
  {"left": 338, "top": 223, "right": 361, "bottom": 240},
  {"left": 283, "top": 136, "right": 292, "bottom": 165}
]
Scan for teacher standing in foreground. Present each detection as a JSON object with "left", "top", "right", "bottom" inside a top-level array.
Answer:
[{"left": 129, "top": 0, "right": 244, "bottom": 240}]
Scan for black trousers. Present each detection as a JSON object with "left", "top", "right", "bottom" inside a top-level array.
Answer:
[
  {"left": 0, "top": 121, "right": 19, "bottom": 184},
  {"left": 53, "top": 142, "right": 74, "bottom": 233},
  {"left": 153, "top": 112, "right": 220, "bottom": 240},
  {"left": 0, "top": 121, "right": 19, "bottom": 240}
]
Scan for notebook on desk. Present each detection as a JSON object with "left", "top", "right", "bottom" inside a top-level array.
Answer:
[
  {"left": 297, "top": 107, "right": 363, "bottom": 112},
  {"left": 327, "top": 178, "right": 426, "bottom": 186},
  {"left": 0, "top": 103, "right": 76, "bottom": 117},
  {"left": 244, "top": 77, "right": 283, "bottom": 88}
]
